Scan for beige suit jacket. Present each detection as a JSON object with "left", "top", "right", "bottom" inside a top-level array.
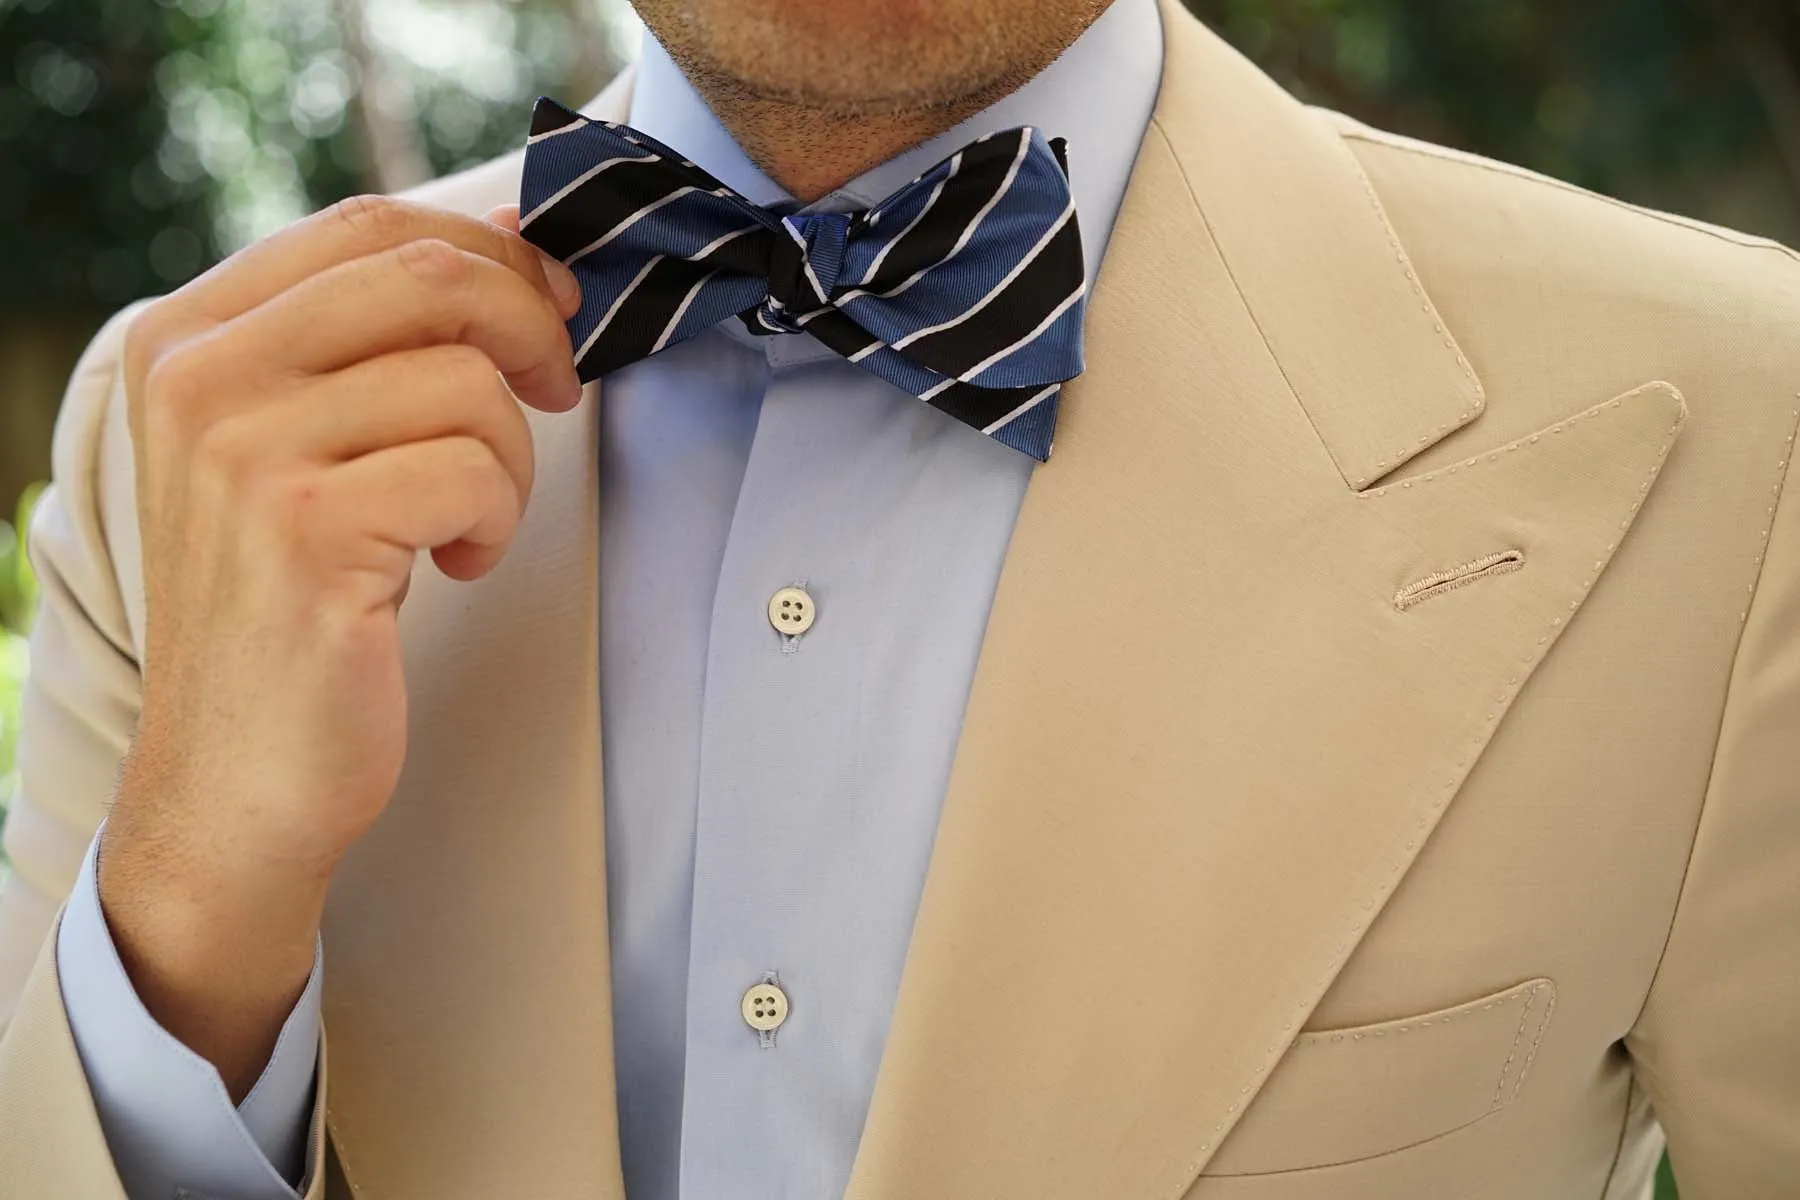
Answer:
[{"left": 2, "top": 4, "right": 1797, "bottom": 1196}]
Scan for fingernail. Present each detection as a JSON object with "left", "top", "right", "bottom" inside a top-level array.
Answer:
[{"left": 540, "top": 252, "right": 581, "bottom": 310}]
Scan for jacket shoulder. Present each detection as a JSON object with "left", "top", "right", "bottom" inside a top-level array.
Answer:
[
  {"left": 1323, "top": 108, "right": 1797, "bottom": 263},
  {"left": 1318, "top": 108, "right": 1800, "bottom": 435}
]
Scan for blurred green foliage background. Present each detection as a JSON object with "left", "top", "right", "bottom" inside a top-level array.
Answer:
[{"left": 4, "top": 4, "right": 1794, "bottom": 1193}]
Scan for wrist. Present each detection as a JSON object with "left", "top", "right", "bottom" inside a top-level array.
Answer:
[{"left": 96, "top": 812, "right": 329, "bottom": 1098}]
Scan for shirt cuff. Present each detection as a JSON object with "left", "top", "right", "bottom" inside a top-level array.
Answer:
[{"left": 57, "top": 826, "right": 321, "bottom": 1200}]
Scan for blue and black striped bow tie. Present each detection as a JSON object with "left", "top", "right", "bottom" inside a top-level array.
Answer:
[{"left": 518, "top": 98, "right": 1086, "bottom": 461}]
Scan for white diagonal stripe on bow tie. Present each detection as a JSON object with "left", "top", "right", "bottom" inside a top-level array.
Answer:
[
  {"left": 521, "top": 152, "right": 661, "bottom": 228},
  {"left": 563, "top": 185, "right": 736, "bottom": 266},
  {"left": 833, "top": 132, "right": 1032, "bottom": 307},
  {"left": 888, "top": 200, "right": 1076, "bottom": 352},
  {"left": 980, "top": 383, "right": 1059, "bottom": 434},
  {"left": 575, "top": 254, "right": 664, "bottom": 365},
  {"left": 853, "top": 152, "right": 962, "bottom": 288},
  {"left": 651, "top": 268, "right": 724, "bottom": 354},
  {"left": 953, "top": 282, "right": 1085, "bottom": 383},
  {"left": 526, "top": 119, "right": 588, "bottom": 146},
  {"left": 783, "top": 220, "right": 834, "bottom": 307}
]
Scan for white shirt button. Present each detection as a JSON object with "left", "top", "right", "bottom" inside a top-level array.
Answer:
[
  {"left": 742, "top": 982, "right": 790, "bottom": 1032},
  {"left": 767, "top": 586, "right": 815, "bottom": 635}
]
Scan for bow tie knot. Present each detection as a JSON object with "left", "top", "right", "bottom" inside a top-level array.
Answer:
[
  {"left": 519, "top": 99, "right": 1087, "bottom": 461},
  {"left": 759, "top": 211, "right": 853, "bottom": 334}
]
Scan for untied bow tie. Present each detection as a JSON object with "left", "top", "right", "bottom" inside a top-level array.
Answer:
[{"left": 518, "top": 98, "right": 1087, "bottom": 461}]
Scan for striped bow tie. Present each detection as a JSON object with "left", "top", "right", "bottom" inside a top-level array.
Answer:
[{"left": 518, "top": 98, "right": 1087, "bottom": 461}]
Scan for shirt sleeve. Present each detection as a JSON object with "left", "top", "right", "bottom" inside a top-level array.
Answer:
[{"left": 55, "top": 828, "right": 321, "bottom": 1200}]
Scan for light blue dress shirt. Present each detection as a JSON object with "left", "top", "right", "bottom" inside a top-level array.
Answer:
[{"left": 55, "top": 3, "right": 1162, "bottom": 1196}]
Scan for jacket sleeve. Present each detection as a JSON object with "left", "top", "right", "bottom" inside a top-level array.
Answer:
[
  {"left": 1626, "top": 427, "right": 1800, "bottom": 1195},
  {"left": 0, "top": 303, "right": 329, "bottom": 1197}
]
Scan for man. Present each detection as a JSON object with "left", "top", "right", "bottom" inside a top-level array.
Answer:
[{"left": 0, "top": 0, "right": 1795, "bottom": 1195}]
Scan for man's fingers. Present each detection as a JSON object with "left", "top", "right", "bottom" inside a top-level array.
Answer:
[
  {"left": 224, "top": 238, "right": 582, "bottom": 414},
  {"left": 259, "top": 345, "right": 537, "bottom": 512},
  {"left": 486, "top": 203, "right": 576, "bottom": 316},
  {"left": 177, "top": 194, "right": 583, "bottom": 324},
  {"left": 325, "top": 435, "right": 523, "bottom": 584}
]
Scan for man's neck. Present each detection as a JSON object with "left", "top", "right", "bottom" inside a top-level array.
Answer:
[
  {"left": 676, "top": 68, "right": 1044, "bottom": 201},
  {"left": 682, "top": 82, "right": 1026, "bottom": 204}
]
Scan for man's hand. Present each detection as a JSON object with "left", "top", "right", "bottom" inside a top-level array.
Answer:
[{"left": 96, "top": 196, "right": 582, "bottom": 1099}]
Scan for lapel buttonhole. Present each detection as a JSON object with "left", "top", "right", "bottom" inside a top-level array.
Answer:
[{"left": 1394, "top": 548, "right": 1527, "bottom": 612}]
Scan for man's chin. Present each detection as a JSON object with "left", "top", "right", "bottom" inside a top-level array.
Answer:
[
  {"left": 669, "top": 48, "right": 1004, "bottom": 120},
  {"left": 639, "top": 0, "right": 1032, "bottom": 112}
]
